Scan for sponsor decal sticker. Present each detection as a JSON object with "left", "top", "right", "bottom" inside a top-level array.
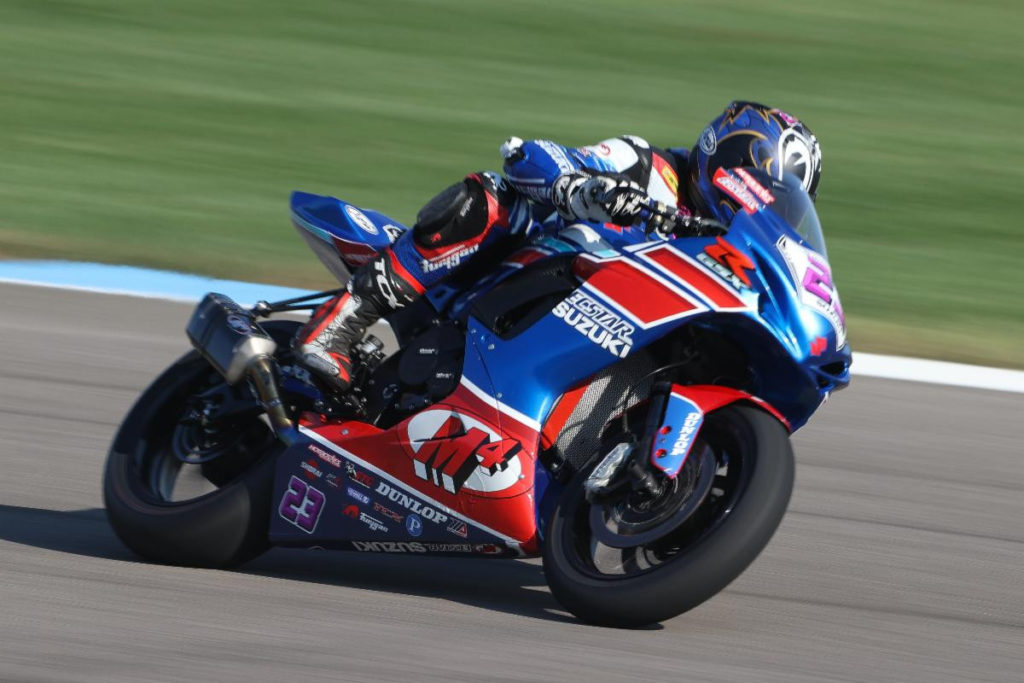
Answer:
[
  {"left": 375, "top": 481, "right": 450, "bottom": 522},
  {"left": 373, "top": 501, "right": 403, "bottom": 523},
  {"left": 695, "top": 251, "right": 747, "bottom": 291},
  {"left": 423, "top": 543, "right": 473, "bottom": 553},
  {"left": 405, "top": 513, "right": 423, "bottom": 537},
  {"left": 699, "top": 126, "right": 717, "bottom": 155},
  {"left": 226, "top": 314, "right": 250, "bottom": 334},
  {"left": 405, "top": 412, "right": 523, "bottom": 494},
  {"left": 325, "top": 473, "right": 341, "bottom": 488},
  {"left": 373, "top": 258, "right": 399, "bottom": 308},
  {"left": 300, "top": 459, "right": 323, "bottom": 480},
  {"left": 537, "top": 140, "right": 574, "bottom": 174},
  {"left": 732, "top": 168, "right": 775, "bottom": 205},
  {"left": 352, "top": 541, "right": 426, "bottom": 553},
  {"left": 345, "top": 461, "right": 374, "bottom": 488},
  {"left": 420, "top": 244, "right": 479, "bottom": 274},
  {"left": 383, "top": 224, "right": 404, "bottom": 243},
  {"left": 346, "top": 486, "right": 370, "bottom": 505},
  {"left": 342, "top": 504, "right": 359, "bottom": 519},
  {"left": 344, "top": 205, "right": 379, "bottom": 235},
  {"left": 473, "top": 543, "right": 504, "bottom": 555},
  {"left": 671, "top": 410, "right": 702, "bottom": 457},
  {"left": 659, "top": 164, "right": 679, "bottom": 195},
  {"left": 308, "top": 444, "right": 341, "bottom": 468},
  {"left": 713, "top": 168, "right": 763, "bottom": 214},
  {"left": 447, "top": 519, "right": 469, "bottom": 538},
  {"left": 358, "top": 512, "right": 389, "bottom": 533},
  {"left": 552, "top": 290, "right": 635, "bottom": 358}
]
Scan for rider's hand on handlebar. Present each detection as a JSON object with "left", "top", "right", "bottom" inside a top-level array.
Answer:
[{"left": 558, "top": 174, "right": 647, "bottom": 225}]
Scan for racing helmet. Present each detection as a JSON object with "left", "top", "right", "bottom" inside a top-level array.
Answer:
[{"left": 688, "top": 101, "right": 822, "bottom": 220}]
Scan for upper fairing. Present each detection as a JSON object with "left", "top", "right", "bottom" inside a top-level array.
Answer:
[{"left": 463, "top": 172, "right": 849, "bottom": 432}]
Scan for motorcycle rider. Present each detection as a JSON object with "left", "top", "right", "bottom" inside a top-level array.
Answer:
[{"left": 295, "top": 101, "right": 823, "bottom": 392}]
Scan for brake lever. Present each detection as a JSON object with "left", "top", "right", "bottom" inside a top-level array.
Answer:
[
  {"left": 676, "top": 215, "right": 729, "bottom": 237},
  {"left": 640, "top": 201, "right": 728, "bottom": 238},
  {"left": 639, "top": 201, "right": 677, "bottom": 237}
]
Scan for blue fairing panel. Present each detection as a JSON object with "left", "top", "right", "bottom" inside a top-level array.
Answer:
[{"left": 290, "top": 191, "right": 406, "bottom": 250}]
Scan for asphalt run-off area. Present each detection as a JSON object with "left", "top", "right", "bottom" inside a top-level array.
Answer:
[{"left": 0, "top": 265, "right": 1021, "bottom": 682}]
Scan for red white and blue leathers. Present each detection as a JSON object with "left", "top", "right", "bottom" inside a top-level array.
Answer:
[
  {"left": 295, "top": 100, "right": 824, "bottom": 392},
  {"left": 387, "top": 135, "right": 691, "bottom": 292},
  {"left": 295, "top": 135, "right": 693, "bottom": 391}
]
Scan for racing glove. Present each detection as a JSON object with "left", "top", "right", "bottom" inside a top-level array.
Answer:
[{"left": 552, "top": 173, "right": 647, "bottom": 225}]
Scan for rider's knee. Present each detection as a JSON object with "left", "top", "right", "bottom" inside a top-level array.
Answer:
[{"left": 412, "top": 172, "right": 513, "bottom": 249}]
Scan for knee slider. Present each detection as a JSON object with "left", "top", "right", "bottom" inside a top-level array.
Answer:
[
  {"left": 415, "top": 181, "right": 471, "bottom": 233},
  {"left": 413, "top": 177, "right": 490, "bottom": 249}
]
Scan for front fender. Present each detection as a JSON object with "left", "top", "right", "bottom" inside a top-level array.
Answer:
[{"left": 649, "top": 384, "right": 791, "bottom": 479}]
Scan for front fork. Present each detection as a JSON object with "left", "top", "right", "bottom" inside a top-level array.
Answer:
[
  {"left": 585, "top": 383, "right": 704, "bottom": 501},
  {"left": 583, "top": 382, "right": 789, "bottom": 503}
]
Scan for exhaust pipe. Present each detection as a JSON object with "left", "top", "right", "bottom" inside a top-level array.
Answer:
[{"left": 186, "top": 293, "right": 299, "bottom": 444}]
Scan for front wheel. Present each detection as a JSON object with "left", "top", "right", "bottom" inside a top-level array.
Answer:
[{"left": 543, "top": 404, "right": 794, "bottom": 627}]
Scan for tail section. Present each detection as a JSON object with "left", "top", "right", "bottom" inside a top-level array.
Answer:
[{"left": 290, "top": 191, "right": 408, "bottom": 283}]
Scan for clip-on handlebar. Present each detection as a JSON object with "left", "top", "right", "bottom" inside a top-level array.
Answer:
[{"left": 639, "top": 199, "right": 728, "bottom": 238}]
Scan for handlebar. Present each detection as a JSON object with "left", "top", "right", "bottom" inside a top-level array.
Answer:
[{"left": 638, "top": 199, "right": 729, "bottom": 238}]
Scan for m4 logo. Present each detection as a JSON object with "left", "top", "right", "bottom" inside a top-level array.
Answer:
[{"left": 407, "top": 411, "right": 522, "bottom": 494}]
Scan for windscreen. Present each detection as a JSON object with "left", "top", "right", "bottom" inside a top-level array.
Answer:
[{"left": 745, "top": 168, "right": 828, "bottom": 255}]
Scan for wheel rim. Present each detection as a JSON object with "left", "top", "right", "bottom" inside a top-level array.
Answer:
[
  {"left": 133, "top": 359, "right": 276, "bottom": 504},
  {"left": 561, "top": 411, "right": 756, "bottom": 579},
  {"left": 587, "top": 444, "right": 717, "bottom": 548}
]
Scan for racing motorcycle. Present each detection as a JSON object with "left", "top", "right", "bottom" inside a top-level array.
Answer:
[{"left": 103, "top": 167, "right": 850, "bottom": 627}]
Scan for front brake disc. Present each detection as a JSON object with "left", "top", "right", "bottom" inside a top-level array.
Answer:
[{"left": 588, "top": 445, "right": 716, "bottom": 548}]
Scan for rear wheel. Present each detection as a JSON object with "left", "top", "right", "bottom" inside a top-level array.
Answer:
[
  {"left": 543, "top": 404, "right": 793, "bottom": 627},
  {"left": 103, "top": 322, "right": 299, "bottom": 567}
]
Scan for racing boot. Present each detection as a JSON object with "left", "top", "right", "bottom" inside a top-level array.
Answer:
[{"left": 295, "top": 251, "right": 423, "bottom": 392}]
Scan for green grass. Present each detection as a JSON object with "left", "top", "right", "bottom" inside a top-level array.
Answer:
[{"left": 1, "top": 0, "right": 1022, "bottom": 366}]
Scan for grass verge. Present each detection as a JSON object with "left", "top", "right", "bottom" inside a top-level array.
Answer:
[{"left": 1, "top": 0, "right": 1021, "bottom": 365}]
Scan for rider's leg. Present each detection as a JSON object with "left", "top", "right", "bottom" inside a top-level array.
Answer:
[
  {"left": 295, "top": 172, "right": 515, "bottom": 392},
  {"left": 294, "top": 251, "right": 422, "bottom": 391}
]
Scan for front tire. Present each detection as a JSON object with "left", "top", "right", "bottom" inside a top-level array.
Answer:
[{"left": 543, "top": 404, "right": 793, "bottom": 627}]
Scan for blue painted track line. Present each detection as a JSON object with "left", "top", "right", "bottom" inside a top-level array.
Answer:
[{"left": 0, "top": 260, "right": 314, "bottom": 306}]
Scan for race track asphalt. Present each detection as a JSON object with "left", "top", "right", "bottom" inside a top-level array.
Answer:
[{"left": 0, "top": 283, "right": 1021, "bottom": 683}]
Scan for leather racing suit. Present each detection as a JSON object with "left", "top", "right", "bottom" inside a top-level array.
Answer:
[{"left": 295, "top": 135, "right": 692, "bottom": 392}]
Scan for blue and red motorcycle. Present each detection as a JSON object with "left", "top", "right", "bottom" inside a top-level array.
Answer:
[{"left": 104, "top": 167, "right": 850, "bottom": 627}]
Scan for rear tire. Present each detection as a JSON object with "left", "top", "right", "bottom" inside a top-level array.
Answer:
[
  {"left": 103, "top": 322, "right": 298, "bottom": 568},
  {"left": 543, "top": 404, "right": 793, "bottom": 627}
]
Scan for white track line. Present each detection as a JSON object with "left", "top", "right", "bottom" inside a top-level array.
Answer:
[
  {"left": 851, "top": 353, "right": 1024, "bottom": 394},
  {"left": 1, "top": 270, "right": 1021, "bottom": 395}
]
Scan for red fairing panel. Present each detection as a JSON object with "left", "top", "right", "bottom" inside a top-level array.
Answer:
[
  {"left": 299, "top": 381, "right": 541, "bottom": 552},
  {"left": 671, "top": 384, "right": 791, "bottom": 432}
]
